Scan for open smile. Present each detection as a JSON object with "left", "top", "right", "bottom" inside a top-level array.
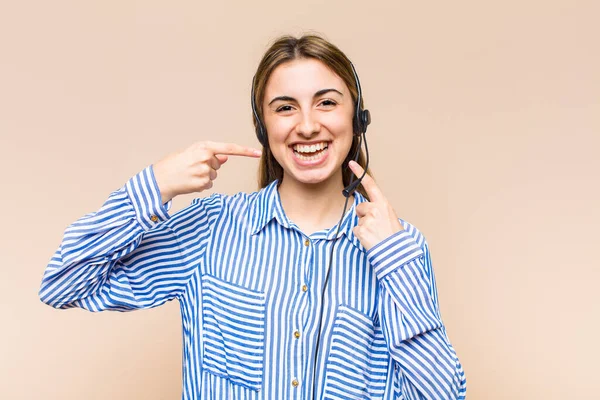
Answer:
[{"left": 290, "top": 141, "right": 330, "bottom": 166}]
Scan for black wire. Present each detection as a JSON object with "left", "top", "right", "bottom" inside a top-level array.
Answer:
[
  {"left": 362, "top": 130, "right": 370, "bottom": 184},
  {"left": 310, "top": 194, "right": 350, "bottom": 400},
  {"left": 355, "top": 131, "right": 370, "bottom": 192},
  {"left": 310, "top": 131, "right": 370, "bottom": 399}
]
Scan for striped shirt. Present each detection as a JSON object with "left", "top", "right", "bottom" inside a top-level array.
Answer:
[{"left": 39, "top": 165, "right": 467, "bottom": 399}]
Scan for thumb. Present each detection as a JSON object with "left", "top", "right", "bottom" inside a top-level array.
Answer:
[{"left": 216, "top": 154, "right": 229, "bottom": 165}]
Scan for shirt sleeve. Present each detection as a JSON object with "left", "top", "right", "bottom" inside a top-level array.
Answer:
[
  {"left": 367, "top": 223, "right": 467, "bottom": 399},
  {"left": 38, "top": 165, "right": 222, "bottom": 312}
]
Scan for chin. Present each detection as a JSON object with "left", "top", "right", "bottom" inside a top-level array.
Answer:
[{"left": 287, "top": 166, "right": 339, "bottom": 186}]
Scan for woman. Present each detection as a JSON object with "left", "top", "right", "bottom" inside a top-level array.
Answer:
[{"left": 39, "top": 34, "right": 466, "bottom": 399}]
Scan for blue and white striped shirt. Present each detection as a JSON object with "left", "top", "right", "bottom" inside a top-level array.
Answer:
[{"left": 39, "top": 165, "right": 466, "bottom": 399}]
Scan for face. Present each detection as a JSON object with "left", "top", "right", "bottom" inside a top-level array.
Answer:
[{"left": 262, "top": 58, "right": 354, "bottom": 187}]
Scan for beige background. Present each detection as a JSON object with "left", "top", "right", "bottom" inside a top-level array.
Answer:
[{"left": 1, "top": 0, "right": 598, "bottom": 399}]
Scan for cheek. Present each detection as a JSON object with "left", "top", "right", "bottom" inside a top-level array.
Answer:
[
  {"left": 265, "top": 118, "right": 293, "bottom": 142},
  {"left": 323, "top": 118, "right": 354, "bottom": 156},
  {"left": 322, "top": 109, "right": 354, "bottom": 136},
  {"left": 265, "top": 122, "right": 291, "bottom": 162}
]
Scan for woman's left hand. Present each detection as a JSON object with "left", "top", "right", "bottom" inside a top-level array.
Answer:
[{"left": 348, "top": 160, "right": 404, "bottom": 251}]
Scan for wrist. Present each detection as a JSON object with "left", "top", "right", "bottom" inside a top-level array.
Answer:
[
  {"left": 151, "top": 163, "right": 176, "bottom": 204},
  {"left": 160, "top": 190, "right": 174, "bottom": 205}
]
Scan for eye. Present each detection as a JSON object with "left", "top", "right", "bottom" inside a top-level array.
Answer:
[
  {"left": 319, "top": 99, "right": 337, "bottom": 107},
  {"left": 275, "top": 105, "right": 294, "bottom": 113}
]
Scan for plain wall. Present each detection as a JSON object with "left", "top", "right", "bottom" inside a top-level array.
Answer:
[{"left": 1, "top": 0, "right": 598, "bottom": 398}]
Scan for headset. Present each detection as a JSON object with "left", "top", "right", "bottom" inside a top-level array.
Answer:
[
  {"left": 251, "top": 63, "right": 370, "bottom": 162},
  {"left": 251, "top": 61, "right": 371, "bottom": 399}
]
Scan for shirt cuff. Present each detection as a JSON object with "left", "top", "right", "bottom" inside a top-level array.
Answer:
[
  {"left": 366, "top": 229, "right": 424, "bottom": 280},
  {"left": 125, "top": 165, "right": 171, "bottom": 231}
]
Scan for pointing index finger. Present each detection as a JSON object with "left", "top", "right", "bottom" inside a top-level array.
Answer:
[
  {"left": 206, "top": 141, "right": 262, "bottom": 158},
  {"left": 348, "top": 160, "right": 383, "bottom": 202}
]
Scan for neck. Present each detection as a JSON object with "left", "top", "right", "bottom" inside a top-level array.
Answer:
[{"left": 277, "top": 170, "right": 353, "bottom": 235}]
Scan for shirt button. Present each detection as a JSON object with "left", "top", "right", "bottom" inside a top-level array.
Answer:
[
  {"left": 301, "top": 284, "right": 308, "bottom": 292},
  {"left": 294, "top": 330, "right": 300, "bottom": 339},
  {"left": 150, "top": 215, "right": 158, "bottom": 222},
  {"left": 304, "top": 239, "right": 310, "bottom": 246},
  {"left": 292, "top": 378, "right": 299, "bottom": 387}
]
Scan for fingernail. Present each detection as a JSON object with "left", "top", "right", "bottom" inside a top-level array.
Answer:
[{"left": 254, "top": 149, "right": 262, "bottom": 156}]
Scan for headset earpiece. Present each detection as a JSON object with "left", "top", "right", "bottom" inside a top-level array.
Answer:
[
  {"left": 353, "top": 109, "right": 371, "bottom": 135},
  {"left": 256, "top": 124, "right": 267, "bottom": 148},
  {"left": 361, "top": 109, "right": 371, "bottom": 132},
  {"left": 251, "top": 76, "right": 268, "bottom": 147},
  {"left": 350, "top": 62, "right": 370, "bottom": 136}
]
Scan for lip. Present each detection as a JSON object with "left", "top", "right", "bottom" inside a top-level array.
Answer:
[{"left": 290, "top": 144, "right": 330, "bottom": 167}]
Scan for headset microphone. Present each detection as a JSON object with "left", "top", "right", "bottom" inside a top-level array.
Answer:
[{"left": 342, "top": 62, "right": 371, "bottom": 198}]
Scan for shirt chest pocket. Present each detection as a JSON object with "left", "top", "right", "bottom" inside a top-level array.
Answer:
[
  {"left": 323, "top": 305, "right": 391, "bottom": 400},
  {"left": 201, "top": 274, "right": 266, "bottom": 392}
]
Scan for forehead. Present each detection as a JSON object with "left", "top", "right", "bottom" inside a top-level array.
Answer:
[{"left": 264, "top": 58, "right": 348, "bottom": 97}]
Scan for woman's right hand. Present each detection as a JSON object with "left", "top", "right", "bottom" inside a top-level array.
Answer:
[{"left": 152, "top": 141, "right": 262, "bottom": 204}]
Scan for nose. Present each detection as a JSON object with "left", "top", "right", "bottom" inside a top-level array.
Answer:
[{"left": 295, "top": 110, "right": 320, "bottom": 138}]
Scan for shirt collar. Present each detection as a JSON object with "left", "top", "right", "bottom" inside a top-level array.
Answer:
[
  {"left": 249, "top": 180, "right": 368, "bottom": 252},
  {"left": 249, "top": 180, "right": 290, "bottom": 234}
]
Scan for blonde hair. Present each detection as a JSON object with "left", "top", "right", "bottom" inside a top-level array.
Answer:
[{"left": 252, "top": 34, "right": 372, "bottom": 199}]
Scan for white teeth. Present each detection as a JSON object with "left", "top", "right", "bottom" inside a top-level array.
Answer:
[
  {"left": 295, "top": 147, "right": 328, "bottom": 161},
  {"left": 293, "top": 142, "right": 328, "bottom": 153}
]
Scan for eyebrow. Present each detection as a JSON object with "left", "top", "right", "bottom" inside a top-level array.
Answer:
[{"left": 268, "top": 88, "right": 343, "bottom": 106}]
